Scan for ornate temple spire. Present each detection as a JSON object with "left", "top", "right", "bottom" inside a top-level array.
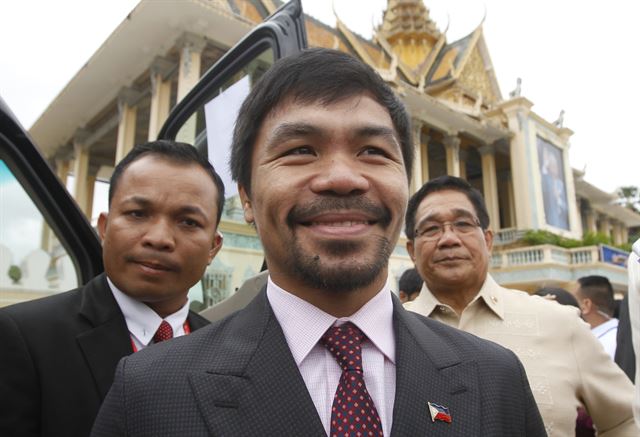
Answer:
[
  {"left": 376, "top": 0, "right": 443, "bottom": 74},
  {"left": 379, "top": 0, "right": 441, "bottom": 43}
]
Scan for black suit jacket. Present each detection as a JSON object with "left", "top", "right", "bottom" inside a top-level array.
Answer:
[
  {"left": 92, "top": 289, "right": 545, "bottom": 436},
  {"left": 0, "top": 273, "right": 209, "bottom": 437},
  {"left": 615, "top": 292, "right": 635, "bottom": 381}
]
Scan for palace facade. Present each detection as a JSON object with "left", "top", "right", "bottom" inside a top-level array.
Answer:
[{"left": 3, "top": 0, "right": 638, "bottom": 307}]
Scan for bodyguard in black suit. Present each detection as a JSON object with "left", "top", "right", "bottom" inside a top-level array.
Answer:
[
  {"left": 93, "top": 49, "right": 545, "bottom": 436},
  {"left": 0, "top": 140, "right": 225, "bottom": 437}
]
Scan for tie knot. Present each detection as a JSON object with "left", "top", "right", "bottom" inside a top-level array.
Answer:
[
  {"left": 320, "top": 322, "right": 367, "bottom": 372},
  {"left": 152, "top": 320, "right": 173, "bottom": 343}
]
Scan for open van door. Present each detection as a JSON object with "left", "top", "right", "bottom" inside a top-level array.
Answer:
[
  {"left": 157, "top": 0, "right": 307, "bottom": 317},
  {"left": 0, "top": 98, "right": 102, "bottom": 306}
]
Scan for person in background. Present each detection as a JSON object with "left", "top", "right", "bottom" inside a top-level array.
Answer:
[
  {"left": 574, "top": 275, "right": 619, "bottom": 359},
  {"left": 0, "top": 141, "right": 223, "bottom": 437},
  {"left": 535, "top": 286, "right": 579, "bottom": 308},
  {"left": 404, "top": 175, "right": 637, "bottom": 436},
  {"left": 398, "top": 267, "right": 423, "bottom": 303}
]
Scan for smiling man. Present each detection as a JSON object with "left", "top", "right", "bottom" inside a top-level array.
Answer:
[
  {"left": 404, "top": 175, "right": 637, "bottom": 436},
  {"left": 0, "top": 140, "right": 223, "bottom": 437},
  {"left": 92, "top": 48, "right": 544, "bottom": 437}
]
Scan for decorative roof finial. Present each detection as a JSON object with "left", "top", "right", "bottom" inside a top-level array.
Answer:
[
  {"left": 509, "top": 77, "right": 522, "bottom": 98},
  {"left": 380, "top": 0, "right": 441, "bottom": 41}
]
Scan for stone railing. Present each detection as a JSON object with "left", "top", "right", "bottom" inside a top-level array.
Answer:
[
  {"left": 493, "top": 228, "right": 526, "bottom": 246},
  {"left": 491, "top": 245, "right": 601, "bottom": 269}
]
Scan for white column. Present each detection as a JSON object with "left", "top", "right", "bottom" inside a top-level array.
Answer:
[
  {"left": 422, "top": 133, "right": 430, "bottom": 183},
  {"left": 73, "top": 130, "right": 91, "bottom": 218},
  {"left": 611, "top": 221, "right": 623, "bottom": 245},
  {"left": 621, "top": 226, "right": 629, "bottom": 244},
  {"left": 148, "top": 57, "right": 175, "bottom": 141},
  {"left": 55, "top": 157, "right": 71, "bottom": 187},
  {"left": 505, "top": 171, "right": 516, "bottom": 228},
  {"left": 599, "top": 215, "right": 611, "bottom": 239},
  {"left": 177, "top": 33, "right": 207, "bottom": 102},
  {"left": 115, "top": 87, "right": 141, "bottom": 164},
  {"left": 443, "top": 134, "right": 461, "bottom": 177},
  {"left": 85, "top": 164, "right": 100, "bottom": 223},
  {"left": 410, "top": 120, "right": 423, "bottom": 193},
  {"left": 585, "top": 208, "right": 597, "bottom": 234},
  {"left": 501, "top": 98, "right": 534, "bottom": 230},
  {"left": 176, "top": 33, "right": 207, "bottom": 144},
  {"left": 479, "top": 144, "right": 501, "bottom": 230},
  {"left": 458, "top": 148, "right": 468, "bottom": 180}
]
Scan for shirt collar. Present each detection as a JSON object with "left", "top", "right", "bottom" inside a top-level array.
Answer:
[
  {"left": 266, "top": 276, "right": 396, "bottom": 366},
  {"left": 107, "top": 276, "right": 191, "bottom": 346},
  {"left": 591, "top": 318, "right": 619, "bottom": 337},
  {"left": 408, "top": 274, "right": 505, "bottom": 320}
]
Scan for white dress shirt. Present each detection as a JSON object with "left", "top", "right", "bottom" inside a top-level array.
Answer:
[
  {"left": 107, "top": 277, "right": 190, "bottom": 351},
  {"left": 266, "top": 277, "right": 396, "bottom": 436},
  {"left": 592, "top": 318, "right": 619, "bottom": 360}
]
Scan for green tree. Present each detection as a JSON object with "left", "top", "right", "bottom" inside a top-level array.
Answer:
[{"left": 616, "top": 185, "right": 640, "bottom": 213}]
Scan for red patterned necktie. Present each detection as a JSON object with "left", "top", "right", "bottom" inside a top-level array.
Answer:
[
  {"left": 152, "top": 320, "right": 173, "bottom": 343},
  {"left": 320, "top": 323, "right": 384, "bottom": 437}
]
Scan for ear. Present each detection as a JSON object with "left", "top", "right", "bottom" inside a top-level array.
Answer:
[
  {"left": 238, "top": 184, "right": 254, "bottom": 224},
  {"left": 484, "top": 228, "right": 494, "bottom": 253},
  {"left": 406, "top": 239, "right": 416, "bottom": 262},
  {"left": 207, "top": 231, "right": 223, "bottom": 264},
  {"left": 97, "top": 212, "right": 109, "bottom": 242},
  {"left": 580, "top": 297, "right": 593, "bottom": 315}
]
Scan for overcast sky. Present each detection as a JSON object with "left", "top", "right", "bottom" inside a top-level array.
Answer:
[{"left": 0, "top": 0, "right": 637, "bottom": 193}]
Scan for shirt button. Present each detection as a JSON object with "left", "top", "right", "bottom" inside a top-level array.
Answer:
[
  {"left": 439, "top": 306, "right": 448, "bottom": 313},
  {"left": 491, "top": 296, "right": 498, "bottom": 304}
]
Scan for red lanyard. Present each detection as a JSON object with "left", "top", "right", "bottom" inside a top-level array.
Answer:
[{"left": 130, "top": 320, "right": 191, "bottom": 353}]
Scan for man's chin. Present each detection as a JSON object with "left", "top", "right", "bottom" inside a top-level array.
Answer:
[
  {"left": 295, "top": 262, "right": 384, "bottom": 294},
  {"left": 291, "top": 240, "right": 392, "bottom": 293}
]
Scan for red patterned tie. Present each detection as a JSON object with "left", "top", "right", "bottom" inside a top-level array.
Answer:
[
  {"left": 321, "top": 323, "right": 384, "bottom": 437},
  {"left": 152, "top": 320, "right": 173, "bottom": 343}
]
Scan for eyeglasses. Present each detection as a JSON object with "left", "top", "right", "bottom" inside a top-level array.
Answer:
[{"left": 414, "top": 218, "right": 481, "bottom": 240}]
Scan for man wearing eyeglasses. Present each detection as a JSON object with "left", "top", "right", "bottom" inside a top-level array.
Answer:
[{"left": 404, "top": 175, "right": 637, "bottom": 436}]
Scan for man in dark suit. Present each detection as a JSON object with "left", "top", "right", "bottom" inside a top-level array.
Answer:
[
  {"left": 92, "top": 49, "right": 545, "bottom": 436},
  {"left": 0, "top": 140, "right": 224, "bottom": 437}
]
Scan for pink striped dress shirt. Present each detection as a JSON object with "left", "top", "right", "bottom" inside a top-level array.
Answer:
[{"left": 266, "top": 277, "right": 396, "bottom": 436}]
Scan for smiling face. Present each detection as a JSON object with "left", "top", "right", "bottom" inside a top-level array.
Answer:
[
  {"left": 240, "top": 94, "right": 408, "bottom": 303},
  {"left": 407, "top": 190, "right": 493, "bottom": 298},
  {"left": 98, "top": 155, "right": 222, "bottom": 317}
]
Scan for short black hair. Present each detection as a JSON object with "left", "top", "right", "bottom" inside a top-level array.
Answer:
[
  {"left": 230, "top": 48, "right": 413, "bottom": 195},
  {"left": 535, "top": 287, "right": 579, "bottom": 308},
  {"left": 108, "top": 140, "right": 225, "bottom": 224},
  {"left": 577, "top": 275, "right": 616, "bottom": 316},
  {"left": 405, "top": 175, "right": 490, "bottom": 240},
  {"left": 398, "top": 268, "right": 423, "bottom": 294}
]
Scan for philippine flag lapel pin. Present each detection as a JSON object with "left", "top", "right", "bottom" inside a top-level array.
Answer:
[{"left": 428, "top": 402, "right": 452, "bottom": 424}]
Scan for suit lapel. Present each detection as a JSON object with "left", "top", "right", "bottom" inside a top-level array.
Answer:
[
  {"left": 186, "top": 310, "right": 210, "bottom": 331},
  {"left": 76, "top": 274, "right": 132, "bottom": 399},
  {"left": 188, "top": 290, "right": 325, "bottom": 436},
  {"left": 391, "top": 298, "right": 480, "bottom": 436}
]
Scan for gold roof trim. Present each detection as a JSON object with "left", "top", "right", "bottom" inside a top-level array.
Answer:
[
  {"left": 335, "top": 14, "right": 398, "bottom": 82},
  {"left": 373, "top": 33, "right": 416, "bottom": 84},
  {"left": 450, "top": 25, "right": 483, "bottom": 79},
  {"left": 417, "top": 31, "right": 447, "bottom": 91}
]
